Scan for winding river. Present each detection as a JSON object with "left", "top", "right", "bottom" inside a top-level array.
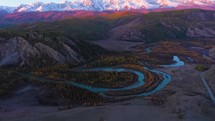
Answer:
[
  {"left": 17, "top": 55, "right": 185, "bottom": 98},
  {"left": 68, "top": 67, "right": 172, "bottom": 98},
  {"left": 18, "top": 67, "right": 171, "bottom": 98}
]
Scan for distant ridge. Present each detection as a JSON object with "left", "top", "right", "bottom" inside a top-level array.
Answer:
[{"left": 0, "top": 0, "right": 215, "bottom": 13}]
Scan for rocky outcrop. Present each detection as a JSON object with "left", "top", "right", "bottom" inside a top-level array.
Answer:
[
  {"left": 0, "top": 36, "right": 81, "bottom": 66},
  {"left": 186, "top": 26, "right": 215, "bottom": 38},
  {"left": 34, "top": 43, "right": 65, "bottom": 63},
  {"left": 0, "top": 37, "right": 39, "bottom": 66},
  {"left": 61, "top": 43, "right": 80, "bottom": 62}
]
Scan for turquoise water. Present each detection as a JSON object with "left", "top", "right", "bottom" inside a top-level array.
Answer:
[
  {"left": 66, "top": 68, "right": 145, "bottom": 93},
  {"left": 146, "top": 48, "right": 151, "bottom": 54},
  {"left": 18, "top": 49, "right": 186, "bottom": 98},
  {"left": 137, "top": 67, "right": 171, "bottom": 96},
  {"left": 19, "top": 67, "right": 172, "bottom": 98},
  {"left": 187, "top": 57, "right": 194, "bottom": 62},
  {"left": 103, "top": 67, "right": 171, "bottom": 98},
  {"left": 161, "top": 56, "right": 185, "bottom": 67},
  {"left": 66, "top": 67, "right": 172, "bottom": 98}
]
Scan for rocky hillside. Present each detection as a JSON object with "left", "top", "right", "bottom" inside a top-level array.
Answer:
[
  {"left": 94, "top": 9, "right": 215, "bottom": 50},
  {"left": 1, "top": 9, "right": 215, "bottom": 64},
  {"left": 2, "top": 9, "right": 215, "bottom": 41},
  {"left": 0, "top": 31, "right": 106, "bottom": 67},
  {"left": 138, "top": 9, "right": 215, "bottom": 42}
]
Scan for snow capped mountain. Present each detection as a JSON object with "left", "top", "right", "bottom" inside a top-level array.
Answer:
[
  {"left": 4, "top": 0, "right": 215, "bottom": 13},
  {"left": 0, "top": 6, "right": 16, "bottom": 13}
]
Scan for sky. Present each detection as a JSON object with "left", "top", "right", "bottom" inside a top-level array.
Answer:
[
  {"left": 1, "top": 0, "right": 215, "bottom": 7},
  {"left": 0, "top": 0, "right": 64, "bottom": 7}
]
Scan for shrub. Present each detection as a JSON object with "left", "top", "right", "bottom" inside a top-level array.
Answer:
[{"left": 196, "top": 65, "right": 208, "bottom": 72}]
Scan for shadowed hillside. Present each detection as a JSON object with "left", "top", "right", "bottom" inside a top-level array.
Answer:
[{"left": 1, "top": 9, "right": 215, "bottom": 65}]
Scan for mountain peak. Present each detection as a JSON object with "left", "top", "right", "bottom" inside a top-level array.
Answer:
[
  {"left": 0, "top": 6, "right": 16, "bottom": 13},
  {"left": 2, "top": 0, "right": 215, "bottom": 13}
]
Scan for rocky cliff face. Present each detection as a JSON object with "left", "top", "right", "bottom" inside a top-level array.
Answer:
[
  {"left": 0, "top": 37, "right": 77, "bottom": 66},
  {"left": 0, "top": 37, "right": 38, "bottom": 66},
  {"left": 0, "top": 33, "right": 104, "bottom": 67}
]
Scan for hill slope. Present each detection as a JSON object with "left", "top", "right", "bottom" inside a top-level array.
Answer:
[
  {"left": 0, "top": 31, "right": 107, "bottom": 67},
  {"left": 2, "top": 9, "right": 215, "bottom": 41},
  {"left": 1, "top": 9, "right": 215, "bottom": 65}
]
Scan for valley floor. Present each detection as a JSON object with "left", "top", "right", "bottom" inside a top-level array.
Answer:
[
  {"left": 0, "top": 98, "right": 179, "bottom": 121},
  {"left": 1, "top": 64, "right": 215, "bottom": 121}
]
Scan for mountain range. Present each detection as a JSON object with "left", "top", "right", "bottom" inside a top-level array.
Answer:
[{"left": 0, "top": 0, "right": 215, "bottom": 13}]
